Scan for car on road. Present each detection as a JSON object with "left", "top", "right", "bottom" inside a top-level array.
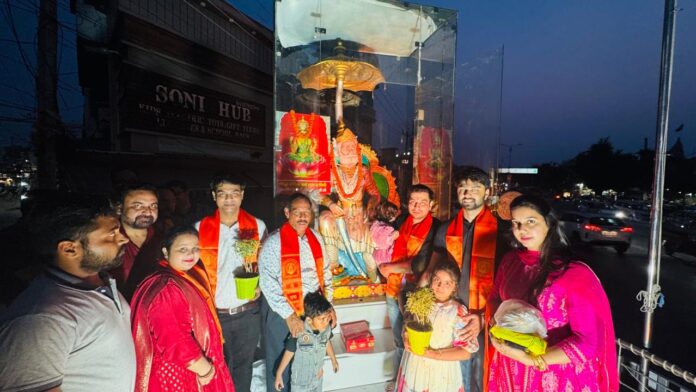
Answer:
[
  {"left": 663, "top": 219, "right": 696, "bottom": 258},
  {"left": 559, "top": 212, "right": 633, "bottom": 254}
]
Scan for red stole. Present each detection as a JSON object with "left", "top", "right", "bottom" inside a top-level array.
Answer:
[
  {"left": 280, "top": 223, "right": 324, "bottom": 316},
  {"left": 199, "top": 209, "right": 259, "bottom": 296},
  {"left": 130, "top": 265, "right": 220, "bottom": 391},
  {"left": 386, "top": 214, "right": 433, "bottom": 297}
]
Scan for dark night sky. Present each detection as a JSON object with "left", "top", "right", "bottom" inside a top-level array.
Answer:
[{"left": 1, "top": 0, "right": 694, "bottom": 166}]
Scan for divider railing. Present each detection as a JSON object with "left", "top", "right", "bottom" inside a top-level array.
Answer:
[{"left": 617, "top": 338, "right": 696, "bottom": 391}]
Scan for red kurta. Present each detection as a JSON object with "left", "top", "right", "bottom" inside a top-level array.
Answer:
[{"left": 130, "top": 265, "right": 234, "bottom": 392}]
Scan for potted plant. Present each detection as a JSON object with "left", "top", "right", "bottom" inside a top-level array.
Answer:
[
  {"left": 233, "top": 228, "right": 260, "bottom": 300},
  {"left": 404, "top": 287, "right": 435, "bottom": 355}
]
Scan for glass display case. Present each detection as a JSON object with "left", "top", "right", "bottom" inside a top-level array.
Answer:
[{"left": 274, "top": 0, "right": 456, "bottom": 295}]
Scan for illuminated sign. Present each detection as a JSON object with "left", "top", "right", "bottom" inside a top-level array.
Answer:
[{"left": 497, "top": 168, "right": 539, "bottom": 174}]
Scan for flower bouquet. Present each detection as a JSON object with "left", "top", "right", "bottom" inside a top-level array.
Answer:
[
  {"left": 404, "top": 287, "right": 435, "bottom": 355},
  {"left": 233, "top": 228, "right": 260, "bottom": 300}
]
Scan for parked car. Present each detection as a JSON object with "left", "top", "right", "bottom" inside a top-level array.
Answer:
[
  {"left": 575, "top": 200, "right": 637, "bottom": 220},
  {"left": 559, "top": 212, "right": 633, "bottom": 254},
  {"left": 663, "top": 219, "right": 696, "bottom": 258}
]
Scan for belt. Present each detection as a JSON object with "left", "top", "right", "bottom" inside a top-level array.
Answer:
[{"left": 217, "top": 300, "right": 259, "bottom": 315}]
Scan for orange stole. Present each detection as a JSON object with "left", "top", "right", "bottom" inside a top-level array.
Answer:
[
  {"left": 444, "top": 207, "right": 497, "bottom": 390},
  {"left": 160, "top": 260, "right": 224, "bottom": 339},
  {"left": 199, "top": 209, "right": 259, "bottom": 296},
  {"left": 386, "top": 213, "right": 433, "bottom": 297},
  {"left": 444, "top": 207, "right": 497, "bottom": 311},
  {"left": 280, "top": 223, "right": 325, "bottom": 315}
]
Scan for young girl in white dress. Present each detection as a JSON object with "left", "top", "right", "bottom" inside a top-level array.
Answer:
[{"left": 396, "top": 260, "right": 479, "bottom": 392}]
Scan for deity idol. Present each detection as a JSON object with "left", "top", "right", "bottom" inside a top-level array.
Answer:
[
  {"left": 285, "top": 110, "right": 325, "bottom": 177},
  {"left": 318, "top": 123, "right": 383, "bottom": 285}
]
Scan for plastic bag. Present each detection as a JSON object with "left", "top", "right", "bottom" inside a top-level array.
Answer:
[
  {"left": 494, "top": 299, "right": 547, "bottom": 338},
  {"left": 491, "top": 299, "right": 548, "bottom": 355}
]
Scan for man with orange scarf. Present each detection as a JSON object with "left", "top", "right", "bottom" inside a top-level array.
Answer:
[
  {"left": 259, "top": 193, "right": 334, "bottom": 392},
  {"left": 420, "top": 167, "right": 510, "bottom": 392},
  {"left": 378, "top": 184, "right": 439, "bottom": 377},
  {"left": 195, "top": 174, "right": 267, "bottom": 392}
]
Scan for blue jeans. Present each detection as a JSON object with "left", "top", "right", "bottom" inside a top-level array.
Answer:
[
  {"left": 386, "top": 295, "right": 404, "bottom": 375},
  {"left": 460, "top": 333, "right": 484, "bottom": 392}
]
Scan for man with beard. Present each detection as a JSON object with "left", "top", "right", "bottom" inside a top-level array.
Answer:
[
  {"left": 420, "top": 167, "right": 510, "bottom": 392},
  {"left": 0, "top": 199, "right": 136, "bottom": 391},
  {"left": 111, "top": 183, "right": 162, "bottom": 299},
  {"left": 259, "top": 193, "right": 333, "bottom": 392}
]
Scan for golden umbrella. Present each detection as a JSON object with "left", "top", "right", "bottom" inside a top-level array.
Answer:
[{"left": 297, "top": 41, "right": 384, "bottom": 124}]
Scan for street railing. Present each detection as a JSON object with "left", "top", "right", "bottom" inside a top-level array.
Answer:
[{"left": 617, "top": 338, "right": 696, "bottom": 391}]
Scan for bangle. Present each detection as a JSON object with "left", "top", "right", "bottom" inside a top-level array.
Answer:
[
  {"left": 531, "top": 354, "right": 547, "bottom": 371},
  {"left": 198, "top": 364, "right": 214, "bottom": 378}
]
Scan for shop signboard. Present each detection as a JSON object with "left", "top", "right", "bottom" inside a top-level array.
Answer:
[{"left": 122, "top": 66, "right": 265, "bottom": 146}]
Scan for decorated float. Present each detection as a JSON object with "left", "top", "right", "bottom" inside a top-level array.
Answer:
[{"left": 269, "top": 0, "right": 457, "bottom": 389}]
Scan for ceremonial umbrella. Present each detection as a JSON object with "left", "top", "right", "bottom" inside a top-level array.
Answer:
[{"left": 296, "top": 41, "right": 384, "bottom": 124}]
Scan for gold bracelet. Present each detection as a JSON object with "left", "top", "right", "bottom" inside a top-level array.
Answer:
[{"left": 531, "top": 354, "right": 547, "bottom": 371}]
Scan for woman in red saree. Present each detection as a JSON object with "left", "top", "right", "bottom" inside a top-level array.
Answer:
[
  {"left": 130, "top": 227, "right": 234, "bottom": 391},
  {"left": 487, "top": 195, "right": 618, "bottom": 392}
]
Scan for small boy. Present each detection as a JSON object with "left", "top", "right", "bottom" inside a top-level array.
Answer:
[{"left": 274, "top": 291, "right": 339, "bottom": 392}]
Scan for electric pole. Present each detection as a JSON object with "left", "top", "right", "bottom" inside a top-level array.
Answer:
[{"left": 33, "top": 0, "right": 61, "bottom": 190}]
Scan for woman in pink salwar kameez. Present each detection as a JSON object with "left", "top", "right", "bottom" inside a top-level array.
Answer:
[{"left": 487, "top": 195, "right": 618, "bottom": 392}]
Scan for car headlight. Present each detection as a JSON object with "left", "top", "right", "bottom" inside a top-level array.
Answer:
[{"left": 615, "top": 211, "right": 626, "bottom": 219}]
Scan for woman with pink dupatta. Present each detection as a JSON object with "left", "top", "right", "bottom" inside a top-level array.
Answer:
[
  {"left": 487, "top": 195, "right": 618, "bottom": 392},
  {"left": 130, "top": 227, "right": 234, "bottom": 391}
]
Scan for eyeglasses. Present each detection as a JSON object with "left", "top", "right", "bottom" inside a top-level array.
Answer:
[{"left": 216, "top": 190, "right": 243, "bottom": 199}]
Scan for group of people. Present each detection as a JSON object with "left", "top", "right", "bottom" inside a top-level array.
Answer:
[
  {"left": 0, "top": 166, "right": 619, "bottom": 392},
  {"left": 374, "top": 168, "right": 618, "bottom": 392}
]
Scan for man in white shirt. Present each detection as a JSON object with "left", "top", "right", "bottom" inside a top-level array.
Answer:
[
  {"left": 259, "top": 193, "right": 333, "bottom": 391},
  {"left": 196, "top": 174, "right": 267, "bottom": 392}
]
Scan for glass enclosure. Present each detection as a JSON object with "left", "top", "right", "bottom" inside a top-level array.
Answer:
[{"left": 274, "top": 0, "right": 457, "bottom": 218}]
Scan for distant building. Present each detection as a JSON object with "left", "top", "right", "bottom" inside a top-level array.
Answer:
[{"left": 70, "top": 0, "right": 274, "bottom": 221}]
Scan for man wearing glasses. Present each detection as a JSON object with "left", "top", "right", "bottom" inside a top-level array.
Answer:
[
  {"left": 259, "top": 193, "right": 334, "bottom": 392},
  {"left": 112, "top": 183, "right": 162, "bottom": 300},
  {"left": 378, "top": 184, "right": 439, "bottom": 375},
  {"left": 196, "top": 174, "right": 267, "bottom": 392}
]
